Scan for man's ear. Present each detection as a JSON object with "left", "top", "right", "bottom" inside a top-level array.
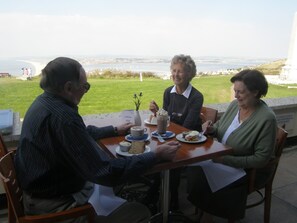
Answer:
[{"left": 64, "top": 81, "right": 73, "bottom": 94}]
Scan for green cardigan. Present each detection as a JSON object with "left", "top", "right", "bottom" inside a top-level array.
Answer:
[{"left": 213, "top": 99, "right": 277, "bottom": 169}]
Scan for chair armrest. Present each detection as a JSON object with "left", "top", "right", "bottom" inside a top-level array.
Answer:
[{"left": 20, "top": 204, "right": 95, "bottom": 223}]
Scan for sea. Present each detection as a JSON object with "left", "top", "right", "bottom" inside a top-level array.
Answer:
[{"left": 0, "top": 56, "right": 280, "bottom": 77}]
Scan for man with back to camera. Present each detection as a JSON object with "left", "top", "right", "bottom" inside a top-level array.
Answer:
[{"left": 14, "top": 57, "right": 181, "bottom": 223}]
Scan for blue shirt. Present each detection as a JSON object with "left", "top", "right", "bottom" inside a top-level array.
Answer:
[{"left": 15, "top": 92, "right": 155, "bottom": 198}]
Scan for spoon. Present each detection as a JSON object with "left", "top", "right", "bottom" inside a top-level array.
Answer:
[{"left": 155, "top": 132, "right": 165, "bottom": 143}]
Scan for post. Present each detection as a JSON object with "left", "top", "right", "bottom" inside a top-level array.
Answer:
[
  {"left": 281, "top": 12, "right": 297, "bottom": 81},
  {"left": 139, "top": 72, "right": 143, "bottom": 82}
]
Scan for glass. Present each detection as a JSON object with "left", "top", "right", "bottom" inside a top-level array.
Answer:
[{"left": 157, "top": 114, "right": 170, "bottom": 134}]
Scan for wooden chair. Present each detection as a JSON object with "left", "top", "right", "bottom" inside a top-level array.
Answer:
[
  {"left": 0, "top": 133, "right": 9, "bottom": 158},
  {"left": 0, "top": 151, "right": 95, "bottom": 223},
  {"left": 243, "top": 126, "right": 288, "bottom": 223},
  {"left": 0, "top": 133, "right": 17, "bottom": 223},
  {"left": 200, "top": 106, "right": 218, "bottom": 124}
]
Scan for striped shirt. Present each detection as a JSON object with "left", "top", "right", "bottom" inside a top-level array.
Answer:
[{"left": 15, "top": 92, "right": 155, "bottom": 198}]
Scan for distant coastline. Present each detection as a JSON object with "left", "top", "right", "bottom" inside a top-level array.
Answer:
[{"left": 0, "top": 56, "right": 284, "bottom": 78}]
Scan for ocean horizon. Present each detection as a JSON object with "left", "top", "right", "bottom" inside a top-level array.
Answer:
[{"left": 0, "top": 55, "right": 282, "bottom": 77}]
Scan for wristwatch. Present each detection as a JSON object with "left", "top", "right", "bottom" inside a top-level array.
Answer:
[{"left": 114, "top": 127, "right": 118, "bottom": 135}]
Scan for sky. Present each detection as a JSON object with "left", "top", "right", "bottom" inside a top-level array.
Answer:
[{"left": 1, "top": 0, "right": 297, "bottom": 59}]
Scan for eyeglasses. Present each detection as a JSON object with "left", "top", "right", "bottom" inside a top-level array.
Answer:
[{"left": 81, "top": 82, "right": 91, "bottom": 92}]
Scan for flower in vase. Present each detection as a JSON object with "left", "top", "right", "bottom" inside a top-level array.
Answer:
[{"left": 133, "top": 92, "right": 143, "bottom": 111}]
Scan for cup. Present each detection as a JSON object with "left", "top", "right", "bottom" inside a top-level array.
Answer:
[
  {"left": 130, "top": 126, "right": 147, "bottom": 139},
  {"left": 157, "top": 115, "right": 169, "bottom": 134},
  {"left": 119, "top": 141, "right": 131, "bottom": 152}
]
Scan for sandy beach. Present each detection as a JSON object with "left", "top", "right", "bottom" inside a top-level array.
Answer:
[
  {"left": 15, "top": 60, "right": 45, "bottom": 80},
  {"left": 19, "top": 60, "right": 45, "bottom": 76}
]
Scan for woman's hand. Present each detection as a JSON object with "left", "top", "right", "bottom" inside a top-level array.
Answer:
[
  {"left": 202, "top": 120, "right": 213, "bottom": 135},
  {"left": 149, "top": 100, "right": 159, "bottom": 116}
]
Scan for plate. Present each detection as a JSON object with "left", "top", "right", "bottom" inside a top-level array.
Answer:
[
  {"left": 151, "top": 131, "right": 175, "bottom": 139},
  {"left": 144, "top": 119, "right": 157, "bottom": 126},
  {"left": 125, "top": 133, "right": 150, "bottom": 142},
  {"left": 116, "top": 145, "right": 151, "bottom": 157},
  {"left": 176, "top": 133, "right": 207, "bottom": 144}
]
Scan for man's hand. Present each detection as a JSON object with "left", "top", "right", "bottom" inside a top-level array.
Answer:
[
  {"left": 154, "top": 141, "right": 181, "bottom": 162},
  {"left": 116, "top": 122, "right": 134, "bottom": 136},
  {"left": 149, "top": 100, "right": 159, "bottom": 116}
]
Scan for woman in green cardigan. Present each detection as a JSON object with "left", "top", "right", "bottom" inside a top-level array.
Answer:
[{"left": 187, "top": 69, "right": 277, "bottom": 222}]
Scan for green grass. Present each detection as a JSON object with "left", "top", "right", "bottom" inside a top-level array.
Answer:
[{"left": 1, "top": 75, "right": 297, "bottom": 118}]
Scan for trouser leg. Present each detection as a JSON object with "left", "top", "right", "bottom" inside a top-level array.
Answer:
[{"left": 95, "top": 201, "right": 151, "bottom": 223}]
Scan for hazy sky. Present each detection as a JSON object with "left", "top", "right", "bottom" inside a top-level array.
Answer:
[{"left": 1, "top": 0, "right": 297, "bottom": 59}]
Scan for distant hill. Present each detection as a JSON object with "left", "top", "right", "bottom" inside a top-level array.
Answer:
[{"left": 252, "top": 59, "right": 286, "bottom": 75}]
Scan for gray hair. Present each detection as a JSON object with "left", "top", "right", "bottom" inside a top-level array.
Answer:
[
  {"left": 170, "top": 54, "right": 197, "bottom": 80},
  {"left": 40, "top": 57, "right": 82, "bottom": 93}
]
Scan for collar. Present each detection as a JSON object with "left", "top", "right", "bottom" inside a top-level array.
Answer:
[
  {"left": 170, "top": 84, "right": 192, "bottom": 99},
  {"left": 43, "top": 91, "right": 78, "bottom": 110}
]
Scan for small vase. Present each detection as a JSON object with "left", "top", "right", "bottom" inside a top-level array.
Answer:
[{"left": 134, "top": 110, "right": 142, "bottom": 126}]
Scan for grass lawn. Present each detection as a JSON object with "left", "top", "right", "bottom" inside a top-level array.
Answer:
[{"left": 1, "top": 76, "right": 297, "bottom": 118}]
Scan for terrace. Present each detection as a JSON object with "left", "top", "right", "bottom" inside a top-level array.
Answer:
[{"left": 1, "top": 97, "right": 297, "bottom": 222}]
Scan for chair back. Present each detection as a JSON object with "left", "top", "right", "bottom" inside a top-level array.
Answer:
[
  {"left": 248, "top": 126, "right": 288, "bottom": 193},
  {"left": 0, "top": 133, "right": 9, "bottom": 158},
  {"left": 0, "top": 151, "right": 25, "bottom": 219},
  {"left": 274, "top": 126, "right": 288, "bottom": 158},
  {"left": 200, "top": 107, "right": 218, "bottom": 124}
]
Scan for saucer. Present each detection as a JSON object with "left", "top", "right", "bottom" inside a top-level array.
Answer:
[
  {"left": 116, "top": 145, "right": 151, "bottom": 157},
  {"left": 125, "top": 133, "right": 150, "bottom": 142},
  {"left": 151, "top": 131, "right": 175, "bottom": 139}
]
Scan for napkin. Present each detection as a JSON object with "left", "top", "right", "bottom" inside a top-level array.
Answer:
[
  {"left": 189, "top": 160, "right": 246, "bottom": 192},
  {"left": 88, "top": 184, "right": 126, "bottom": 216}
]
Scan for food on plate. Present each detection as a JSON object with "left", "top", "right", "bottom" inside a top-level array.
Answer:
[
  {"left": 149, "top": 114, "right": 157, "bottom": 124},
  {"left": 119, "top": 141, "right": 131, "bottom": 152},
  {"left": 182, "top": 131, "right": 191, "bottom": 138},
  {"left": 185, "top": 131, "right": 201, "bottom": 141},
  {"left": 129, "top": 141, "right": 146, "bottom": 154}
]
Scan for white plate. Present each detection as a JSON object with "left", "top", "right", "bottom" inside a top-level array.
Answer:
[
  {"left": 176, "top": 133, "right": 207, "bottom": 144},
  {"left": 144, "top": 119, "right": 157, "bottom": 126},
  {"left": 125, "top": 133, "right": 150, "bottom": 142},
  {"left": 151, "top": 131, "right": 175, "bottom": 139},
  {"left": 116, "top": 145, "right": 151, "bottom": 157}
]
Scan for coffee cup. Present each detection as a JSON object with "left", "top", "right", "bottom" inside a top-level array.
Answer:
[
  {"left": 130, "top": 126, "right": 147, "bottom": 139},
  {"left": 119, "top": 141, "right": 131, "bottom": 152}
]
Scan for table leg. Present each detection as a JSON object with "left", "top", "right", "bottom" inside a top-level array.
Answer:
[{"left": 161, "top": 170, "right": 170, "bottom": 223}]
